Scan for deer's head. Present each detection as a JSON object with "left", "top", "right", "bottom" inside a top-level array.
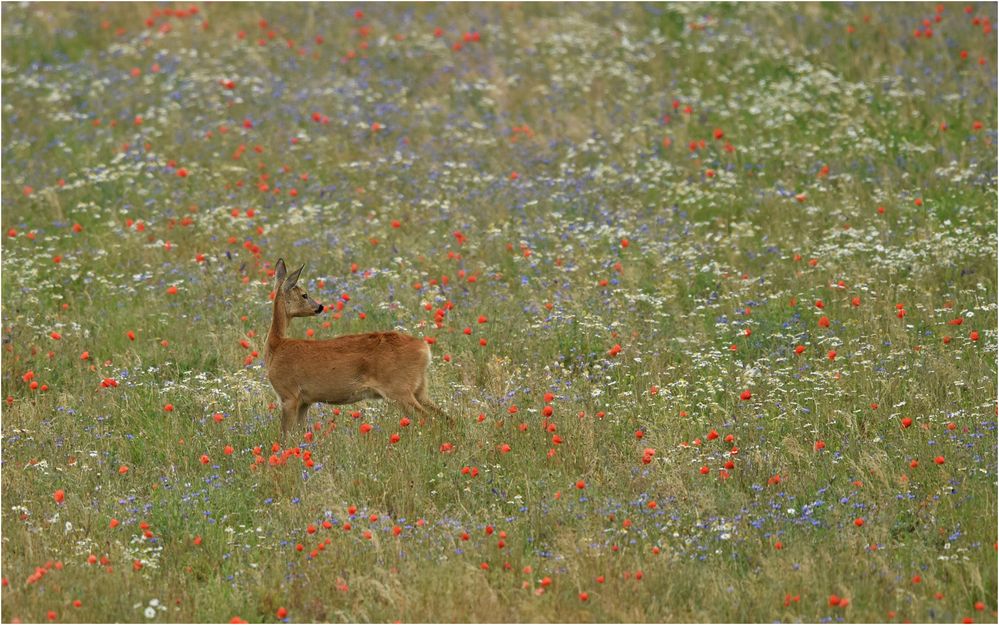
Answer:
[{"left": 274, "top": 258, "right": 324, "bottom": 318}]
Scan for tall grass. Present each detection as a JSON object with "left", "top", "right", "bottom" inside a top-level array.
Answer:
[{"left": 2, "top": 2, "right": 996, "bottom": 622}]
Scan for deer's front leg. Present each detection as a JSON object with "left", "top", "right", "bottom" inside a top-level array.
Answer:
[
  {"left": 296, "top": 402, "right": 311, "bottom": 431},
  {"left": 280, "top": 398, "right": 301, "bottom": 440}
]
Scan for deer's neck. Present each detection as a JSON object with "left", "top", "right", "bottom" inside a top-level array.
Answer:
[{"left": 266, "top": 292, "right": 288, "bottom": 357}]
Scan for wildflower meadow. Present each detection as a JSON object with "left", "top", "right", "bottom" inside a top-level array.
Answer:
[{"left": 1, "top": 2, "right": 997, "bottom": 623}]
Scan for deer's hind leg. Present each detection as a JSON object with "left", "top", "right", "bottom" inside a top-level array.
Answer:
[
  {"left": 415, "top": 379, "right": 448, "bottom": 420},
  {"left": 383, "top": 388, "right": 431, "bottom": 420}
]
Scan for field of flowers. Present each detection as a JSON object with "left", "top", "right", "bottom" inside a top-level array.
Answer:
[{"left": 1, "top": 2, "right": 996, "bottom": 623}]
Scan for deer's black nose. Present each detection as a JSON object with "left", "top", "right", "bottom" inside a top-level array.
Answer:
[{"left": 315, "top": 304, "right": 324, "bottom": 314}]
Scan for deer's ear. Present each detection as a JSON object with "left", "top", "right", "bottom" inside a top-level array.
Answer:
[
  {"left": 284, "top": 264, "right": 305, "bottom": 292},
  {"left": 275, "top": 259, "right": 287, "bottom": 283}
]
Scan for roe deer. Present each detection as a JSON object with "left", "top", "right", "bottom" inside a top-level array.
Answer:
[{"left": 265, "top": 258, "right": 445, "bottom": 439}]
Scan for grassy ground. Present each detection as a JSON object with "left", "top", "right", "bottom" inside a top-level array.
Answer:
[{"left": 1, "top": 2, "right": 996, "bottom": 623}]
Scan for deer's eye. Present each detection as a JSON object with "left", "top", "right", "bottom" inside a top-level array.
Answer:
[{"left": 301, "top": 294, "right": 308, "bottom": 299}]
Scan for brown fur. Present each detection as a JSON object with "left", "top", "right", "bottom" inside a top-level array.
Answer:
[{"left": 264, "top": 259, "right": 444, "bottom": 439}]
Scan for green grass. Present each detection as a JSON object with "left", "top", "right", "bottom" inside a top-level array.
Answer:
[{"left": 1, "top": 2, "right": 997, "bottom": 623}]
